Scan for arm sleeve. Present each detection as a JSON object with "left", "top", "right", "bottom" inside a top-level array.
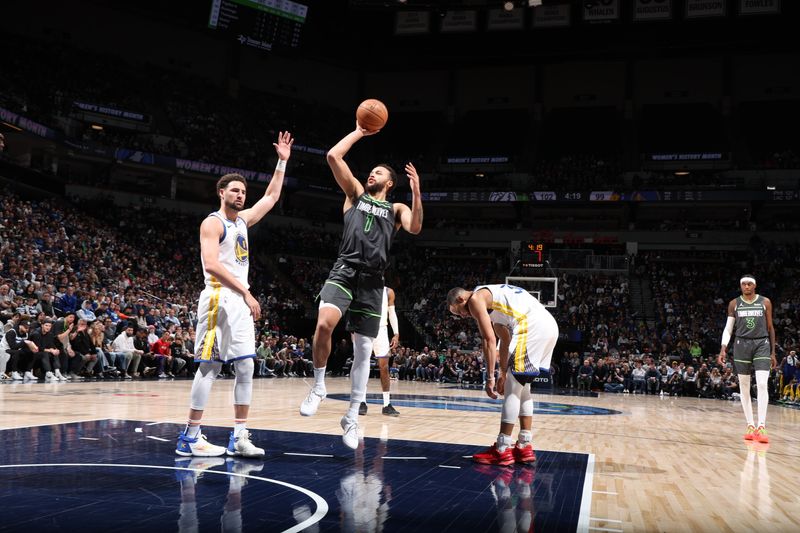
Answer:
[
  {"left": 388, "top": 305, "right": 399, "bottom": 336},
  {"left": 721, "top": 316, "right": 735, "bottom": 347}
]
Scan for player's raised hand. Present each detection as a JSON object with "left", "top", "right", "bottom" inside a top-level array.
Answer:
[
  {"left": 355, "top": 121, "right": 380, "bottom": 136},
  {"left": 405, "top": 163, "right": 420, "bottom": 192},
  {"left": 273, "top": 131, "right": 294, "bottom": 161}
]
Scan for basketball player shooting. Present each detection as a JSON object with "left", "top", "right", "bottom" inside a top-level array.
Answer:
[
  {"left": 176, "top": 131, "right": 294, "bottom": 458},
  {"left": 299, "top": 122, "right": 422, "bottom": 450},
  {"left": 718, "top": 275, "right": 777, "bottom": 443},
  {"left": 447, "top": 284, "right": 559, "bottom": 466}
]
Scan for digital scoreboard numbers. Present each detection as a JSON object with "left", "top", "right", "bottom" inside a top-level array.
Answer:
[
  {"left": 208, "top": 0, "right": 307, "bottom": 51},
  {"left": 522, "top": 241, "right": 546, "bottom": 273}
]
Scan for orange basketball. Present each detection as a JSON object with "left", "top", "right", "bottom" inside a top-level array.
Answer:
[{"left": 356, "top": 99, "right": 388, "bottom": 132}]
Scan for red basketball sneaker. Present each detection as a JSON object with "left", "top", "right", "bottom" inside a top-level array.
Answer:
[
  {"left": 754, "top": 426, "right": 769, "bottom": 443},
  {"left": 512, "top": 443, "right": 536, "bottom": 464},
  {"left": 472, "top": 444, "right": 514, "bottom": 466},
  {"left": 743, "top": 425, "right": 756, "bottom": 441}
]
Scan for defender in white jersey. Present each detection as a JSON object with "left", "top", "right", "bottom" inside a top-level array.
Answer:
[
  {"left": 448, "top": 284, "right": 559, "bottom": 466},
  {"left": 359, "top": 286, "right": 400, "bottom": 417},
  {"left": 176, "top": 131, "right": 294, "bottom": 459}
]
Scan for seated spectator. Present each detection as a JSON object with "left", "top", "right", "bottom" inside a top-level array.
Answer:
[
  {"left": 77, "top": 300, "right": 97, "bottom": 322},
  {"left": 70, "top": 318, "right": 99, "bottom": 379},
  {"left": 578, "top": 359, "right": 594, "bottom": 392},
  {"left": 111, "top": 324, "right": 142, "bottom": 379},
  {"left": 631, "top": 361, "right": 647, "bottom": 394},
  {"left": 2, "top": 319, "right": 40, "bottom": 381},
  {"left": 604, "top": 363, "right": 625, "bottom": 393},
  {"left": 645, "top": 363, "right": 661, "bottom": 395},
  {"left": 28, "top": 318, "right": 66, "bottom": 381}
]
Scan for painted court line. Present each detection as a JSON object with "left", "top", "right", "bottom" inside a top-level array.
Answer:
[
  {"left": 577, "top": 453, "right": 595, "bottom": 533},
  {"left": 146, "top": 436, "right": 170, "bottom": 442},
  {"left": 78, "top": 437, "right": 99, "bottom": 441},
  {"left": 588, "top": 527, "right": 623, "bottom": 533},
  {"left": 591, "top": 517, "right": 623, "bottom": 523},
  {"left": 438, "top": 465, "right": 461, "bottom": 469},
  {"left": 145, "top": 422, "right": 164, "bottom": 426},
  {"left": 0, "top": 463, "right": 328, "bottom": 533},
  {"left": 381, "top": 456, "right": 427, "bottom": 460},
  {"left": 592, "top": 490, "right": 618, "bottom": 495},
  {"left": 284, "top": 452, "right": 334, "bottom": 458}
]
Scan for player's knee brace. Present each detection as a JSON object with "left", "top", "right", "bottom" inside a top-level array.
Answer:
[
  {"left": 190, "top": 361, "right": 222, "bottom": 411},
  {"left": 233, "top": 358, "right": 254, "bottom": 405},
  {"left": 234, "top": 358, "right": 254, "bottom": 383},
  {"left": 502, "top": 371, "right": 524, "bottom": 424},
  {"left": 519, "top": 383, "right": 533, "bottom": 418}
]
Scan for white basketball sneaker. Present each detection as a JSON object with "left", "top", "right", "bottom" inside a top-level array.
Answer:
[
  {"left": 54, "top": 369, "right": 68, "bottom": 381},
  {"left": 10, "top": 371, "right": 23, "bottom": 381},
  {"left": 340, "top": 415, "right": 360, "bottom": 450},
  {"left": 175, "top": 432, "right": 227, "bottom": 457},
  {"left": 44, "top": 371, "right": 56, "bottom": 382},
  {"left": 227, "top": 430, "right": 265, "bottom": 458},
  {"left": 299, "top": 388, "right": 326, "bottom": 416},
  {"left": 23, "top": 371, "right": 36, "bottom": 381}
]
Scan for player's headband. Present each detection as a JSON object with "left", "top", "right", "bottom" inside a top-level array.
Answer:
[{"left": 740, "top": 276, "right": 756, "bottom": 285}]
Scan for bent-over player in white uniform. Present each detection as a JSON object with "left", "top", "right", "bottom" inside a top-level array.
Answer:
[
  {"left": 359, "top": 286, "right": 400, "bottom": 417},
  {"left": 176, "top": 131, "right": 293, "bottom": 458},
  {"left": 447, "top": 284, "right": 559, "bottom": 466}
]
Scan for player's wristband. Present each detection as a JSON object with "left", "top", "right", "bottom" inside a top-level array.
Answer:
[{"left": 275, "top": 159, "right": 287, "bottom": 172}]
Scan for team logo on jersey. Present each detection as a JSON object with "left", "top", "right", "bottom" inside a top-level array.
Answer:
[{"left": 234, "top": 234, "right": 249, "bottom": 265}]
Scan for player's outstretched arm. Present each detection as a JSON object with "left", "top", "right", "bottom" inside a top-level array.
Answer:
[
  {"left": 396, "top": 163, "right": 423, "bottom": 235},
  {"left": 240, "top": 131, "right": 293, "bottom": 227},
  {"left": 327, "top": 124, "right": 374, "bottom": 204}
]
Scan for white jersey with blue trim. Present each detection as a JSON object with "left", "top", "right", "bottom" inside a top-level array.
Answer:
[
  {"left": 473, "top": 284, "right": 547, "bottom": 331},
  {"left": 202, "top": 212, "right": 250, "bottom": 289}
]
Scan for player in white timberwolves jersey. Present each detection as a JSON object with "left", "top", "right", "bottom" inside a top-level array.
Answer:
[
  {"left": 447, "top": 284, "right": 559, "bottom": 466},
  {"left": 176, "top": 131, "right": 293, "bottom": 458}
]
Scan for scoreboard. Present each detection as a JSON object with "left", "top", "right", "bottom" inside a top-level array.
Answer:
[
  {"left": 208, "top": 0, "right": 308, "bottom": 51},
  {"left": 521, "top": 241, "right": 546, "bottom": 274}
]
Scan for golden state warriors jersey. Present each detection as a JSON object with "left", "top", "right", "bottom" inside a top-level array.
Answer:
[
  {"left": 474, "top": 284, "right": 547, "bottom": 330},
  {"left": 203, "top": 212, "right": 249, "bottom": 289}
]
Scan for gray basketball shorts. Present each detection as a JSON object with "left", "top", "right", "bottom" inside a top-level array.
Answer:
[
  {"left": 316, "top": 259, "right": 384, "bottom": 338},
  {"left": 733, "top": 337, "right": 771, "bottom": 373}
]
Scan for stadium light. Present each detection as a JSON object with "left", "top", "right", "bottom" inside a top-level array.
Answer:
[
  {"left": 528, "top": 0, "right": 542, "bottom": 6},
  {"left": 504, "top": 1, "right": 514, "bottom": 11}
]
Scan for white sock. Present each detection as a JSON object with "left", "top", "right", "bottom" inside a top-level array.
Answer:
[
  {"left": 756, "top": 370, "right": 769, "bottom": 427},
  {"left": 233, "top": 420, "right": 247, "bottom": 438},
  {"left": 496, "top": 433, "right": 513, "bottom": 453},
  {"left": 313, "top": 367, "right": 326, "bottom": 393},
  {"left": 185, "top": 420, "right": 201, "bottom": 439},
  {"left": 518, "top": 430, "right": 532, "bottom": 447},
  {"left": 383, "top": 391, "right": 390, "bottom": 406},
  {"left": 738, "top": 374, "right": 755, "bottom": 427},
  {"left": 347, "top": 399, "right": 360, "bottom": 420}
]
